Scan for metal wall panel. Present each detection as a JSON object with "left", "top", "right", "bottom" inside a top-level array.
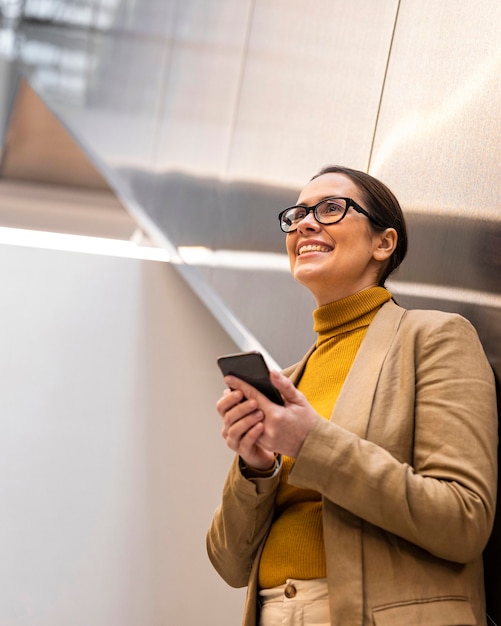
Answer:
[
  {"left": 226, "top": 0, "right": 399, "bottom": 188},
  {"left": 153, "top": 1, "right": 254, "bottom": 176},
  {"left": 0, "top": 0, "right": 499, "bottom": 370},
  {"left": 369, "top": 0, "right": 501, "bottom": 380},
  {"left": 371, "top": 0, "right": 501, "bottom": 214}
]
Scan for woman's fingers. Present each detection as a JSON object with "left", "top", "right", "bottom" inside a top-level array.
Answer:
[
  {"left": 217, "top": 373, "right": 320, "bottom": 460},
  {"left": 216, "top": 387, "right": 244, "bottom": 418},
  {"left": 226, "top": 414, "right": 263, "bottom": 451},
  {"left": 222, "top": 401, "right": 262, "bottom": 440}
]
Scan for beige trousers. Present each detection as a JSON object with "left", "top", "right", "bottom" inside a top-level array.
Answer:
[{"left": 258, "top": 578, "right": 330, "bottom": 626}]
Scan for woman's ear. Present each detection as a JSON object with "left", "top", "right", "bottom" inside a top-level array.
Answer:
[{"left": 373, "top": 228, "right": 398, "bottom": 261}]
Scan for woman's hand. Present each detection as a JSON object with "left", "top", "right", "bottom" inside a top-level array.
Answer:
[
  {"left": 216, "top": 388, "right": 275, "bottom": 470},
  {"left": 216, "top": 370, "right": 320, "bottom": 467}
]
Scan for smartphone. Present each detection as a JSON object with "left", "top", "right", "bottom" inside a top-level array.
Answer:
[{"left": 217, "top": 351, "right": 284, "bottom": 405}]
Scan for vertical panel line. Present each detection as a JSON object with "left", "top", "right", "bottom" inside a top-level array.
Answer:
[
  {"left": 222, "top": 0, "right": 256, "bottom": 176},
  {"left": 150, "top": 0, "right": 180, "bottom": 167},
  {"left": 367, "top": 0, "right": 402, "bottom": 172}
]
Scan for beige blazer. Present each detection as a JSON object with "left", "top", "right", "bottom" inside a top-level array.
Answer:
[{"left": 207, "top": 301, "right": 498, "bottom": 626}]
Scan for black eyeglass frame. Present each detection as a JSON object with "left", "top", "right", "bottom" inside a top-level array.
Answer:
[{"left": 278, "top": 196, "right": 385, "bottom": 233}]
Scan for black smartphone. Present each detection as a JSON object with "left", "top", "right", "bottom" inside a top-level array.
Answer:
[{"left": 217, "top": 351, "right": 284, "bottom": 405}]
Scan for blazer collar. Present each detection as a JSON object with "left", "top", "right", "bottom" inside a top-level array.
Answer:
[{"left": 283, "top": 300, "right": 406, "bottom": 436}]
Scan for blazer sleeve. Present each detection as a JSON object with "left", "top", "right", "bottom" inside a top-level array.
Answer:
[
  {"left": 289, "top": 312, "right": 498, "bottom": 564},
  {"left": 206, "top": 455, "right": 279, "bottom": 587}
]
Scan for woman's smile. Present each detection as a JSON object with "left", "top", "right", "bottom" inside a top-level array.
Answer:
[{"left": 297, "top": 240, "right": 334, "bottom": 256}]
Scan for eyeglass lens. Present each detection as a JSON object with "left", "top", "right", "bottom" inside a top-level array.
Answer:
[{"left": 281, "top": 198, "right": 348, "bottom": 232}]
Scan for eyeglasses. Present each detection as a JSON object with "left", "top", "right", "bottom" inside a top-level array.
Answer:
[{"left": 278, "top": 197, "right": 384, "bottom": 233}]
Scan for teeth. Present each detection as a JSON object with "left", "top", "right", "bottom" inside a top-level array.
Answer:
[{"left": 298, "top": 244, "right": 331, "bottom": 255}]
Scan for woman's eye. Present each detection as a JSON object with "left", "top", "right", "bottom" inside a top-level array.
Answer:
[
  {"left": 293, "top": 209, "right": 307, "bottom": 221},
  {"left": 323, "top": 202, "right": 343, "bottom": 213}
]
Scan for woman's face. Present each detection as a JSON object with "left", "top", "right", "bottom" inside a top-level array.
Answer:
[{"left": 286, "top": 172, "right": 393, "bottom": 306}]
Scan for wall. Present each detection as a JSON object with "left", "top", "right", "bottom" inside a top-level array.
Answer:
[{"left": 0, "top": 243, "right": 244, "bottom": 625}]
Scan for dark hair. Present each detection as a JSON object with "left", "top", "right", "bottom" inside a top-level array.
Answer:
[{"left": 312, "top": 165, "right": 408, "bottom": 286}]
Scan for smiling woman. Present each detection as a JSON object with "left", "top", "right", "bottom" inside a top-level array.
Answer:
[
  {"left": 207, "top": 165, "right": 497, "bottom": 626},
  {"left": 284, "top": 166, "right": 406, "bottom": 305}
]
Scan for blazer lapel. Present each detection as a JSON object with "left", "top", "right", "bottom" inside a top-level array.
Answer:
[
  {"left": 279, "top": 301, "right": 407, "bottom": 626},
  {"left": 331, "top": 299, "right": 406, "bottom": 437},
  {"left": 326, "top": 300, "right": 405, "bottom": 625},
  {"left": 282, "top": 300, "right": 406, "bottom": 438}
]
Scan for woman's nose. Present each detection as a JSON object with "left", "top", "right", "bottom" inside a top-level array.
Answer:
[{"left": 297, "top": 210, "right": 320, "bottom": 232}]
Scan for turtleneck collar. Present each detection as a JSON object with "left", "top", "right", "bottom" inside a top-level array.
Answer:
[{"left": 313, "top": 287, "right": 391, "bottom": 346}]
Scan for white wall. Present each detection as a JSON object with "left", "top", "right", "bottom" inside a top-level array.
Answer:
[{"left": 0, "top": 243, "right": 245, "bottom": 625}]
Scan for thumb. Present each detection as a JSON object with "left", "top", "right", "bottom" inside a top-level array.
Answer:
[{"left": 270, "top": 370, "right": 302, "bottom": 404}]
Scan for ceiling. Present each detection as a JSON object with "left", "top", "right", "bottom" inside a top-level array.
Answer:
[{"left": 0, "top": 78, "right": 139, "bottom": 240}]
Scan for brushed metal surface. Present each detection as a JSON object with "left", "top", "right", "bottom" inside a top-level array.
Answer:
[
  {"left": 368, "top": 0, "right": 501, "bottom": 385},
  {"left": 220, "top": 0, "right": 400, "bottom": 187},
  {"left": 0, "top": 0, "right": 499, "bottom": 373}
]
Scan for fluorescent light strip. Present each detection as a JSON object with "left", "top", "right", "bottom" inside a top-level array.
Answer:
[
  {"left": 0, "top": 227, "right": 172, "bottom": 262},
  {"left": 2, "top": 230, "right": 497, "bottom": 312},
  {"left": 178, "top": 246, "right": 290, "bottom": 270},
  {"left": 0, "top": 229, "right": 290, "bottom": 268}
]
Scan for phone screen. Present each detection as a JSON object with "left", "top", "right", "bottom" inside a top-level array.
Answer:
[{"left": 217, "top": 351, "right": 284, "bottom": 405}]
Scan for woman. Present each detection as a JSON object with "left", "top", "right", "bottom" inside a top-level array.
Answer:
[{"left": 207, "top": 166, "right": 498, "bottom": 626}]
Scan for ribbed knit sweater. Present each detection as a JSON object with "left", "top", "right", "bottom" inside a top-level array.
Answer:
[{"left": 258, "top": 287, "right": 391, "bottom": 589}]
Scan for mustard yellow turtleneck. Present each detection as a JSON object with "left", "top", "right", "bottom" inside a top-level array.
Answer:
[{"left": 258, "top": 287, "right": 391, "bottom": 589}]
